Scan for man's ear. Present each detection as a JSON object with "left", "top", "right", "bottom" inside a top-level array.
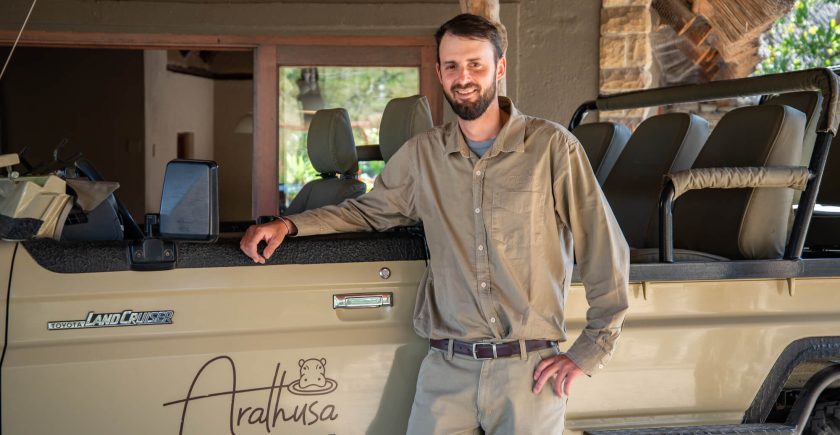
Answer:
[
  {"left": 435, "top": 62, "right": 443, "bottom": 85},
  {"left": 496, "top": 56, "right": 507, "bottom": 82}
]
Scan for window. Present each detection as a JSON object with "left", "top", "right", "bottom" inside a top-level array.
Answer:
[{"left": 278, "top": 66, "right": 420, "bottom": 208}]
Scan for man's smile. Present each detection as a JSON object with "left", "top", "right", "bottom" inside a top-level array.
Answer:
[{"left": 453, "top": 86, "right": 479, "bottom": 98}]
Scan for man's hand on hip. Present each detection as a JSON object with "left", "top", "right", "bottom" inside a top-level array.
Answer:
[
  {"left": 533, "top": 354, "right": 584, "bottom": 397},
  {"left": 240, "top": 219, "right": 294, "bottom": 264}
]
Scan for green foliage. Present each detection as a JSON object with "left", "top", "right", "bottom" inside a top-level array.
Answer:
[{"left": 755, "top": 0, "right": 840, "bottom": 75}]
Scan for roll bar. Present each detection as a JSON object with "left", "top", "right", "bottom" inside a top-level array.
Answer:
[{"left": 569, "top": 68, "right": 840, "bottom": 261}]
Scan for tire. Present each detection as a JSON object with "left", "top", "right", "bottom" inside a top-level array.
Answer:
[{"left": 806, "top": 400, "right": 840, "bottom": 435}]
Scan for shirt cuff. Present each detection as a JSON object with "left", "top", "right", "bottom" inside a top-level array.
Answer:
[
  {"left": 564, "top": 333, "right": 612, "bottom": 377},
  {"left": 283, "top": 213, "right": 326, "bottom": 237}
]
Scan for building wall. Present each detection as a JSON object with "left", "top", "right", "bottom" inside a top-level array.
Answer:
[
  {"left": 0, "top": 47, "right": 146, "bottom": 218},
  {"left": 144, "top": 50, "right": 214, "bottom": 213},
  {"left": 2, "top": 0, "right": 602, "bottom": 218}
]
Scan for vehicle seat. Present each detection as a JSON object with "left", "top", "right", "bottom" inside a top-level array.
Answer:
[
  {"left": 631, "top": 104, "right": 807, "bottom": 262},
  {"left": 571, "top": 122, "right": 632, "bottom": 184},
  {"left": 602, "top": 113, "right": 710, "bottom": 249},
  {"left": 285, "top": 108, "right": 366, "bottom": 215},
  {"left": 379, "top": 95, "right": 434, "bottom": 162}
]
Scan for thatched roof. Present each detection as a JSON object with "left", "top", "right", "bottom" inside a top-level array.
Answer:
[{"left": 652, "top": 0, "right": 795, "bottom": 84}]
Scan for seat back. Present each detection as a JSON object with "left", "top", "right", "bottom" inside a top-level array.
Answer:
[
  {"left": 764, "top": 91, "right": 823, "bottom": 167},
  {"left": 379, "top": 95, "right": 434, "bottom": 162},
  {"left": 673, "top": 105, "right": 806, "bottom": 259},
  {"left": 602, "top": 113, "right": 710, "bottom": 248},
  {"left": 571, "top": 122, "right": 632, "bottom": 184},
  {"left": 285, "top": 108, "right": 366, "bottom": 215}
]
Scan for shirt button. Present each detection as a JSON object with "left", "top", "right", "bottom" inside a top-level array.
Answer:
[
  {"left": 475, "top": 170, "right": 482, "bottom": 176},
  {"left": 598, "top": 364, "right": 605, "bottom": 369},
  {"left": 474, "top": 208, "right": 481, "bottom": 214},
  {"left": 481, "top": 282, "right": 487, "bottom": 288},
  {"left": 490, "top": 317, "right": 496, "bottom": 323},
  {"left": 478, "top": 245, "right": 484, "bottom": 251}
]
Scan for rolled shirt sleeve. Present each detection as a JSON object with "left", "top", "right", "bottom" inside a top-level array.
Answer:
[{"left": 554, "top": 133, "right": 630, "bottom": 376}]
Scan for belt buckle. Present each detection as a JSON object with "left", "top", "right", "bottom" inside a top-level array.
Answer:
[{"left": 471, "top": 342, "right": 498, "bottom": 360}]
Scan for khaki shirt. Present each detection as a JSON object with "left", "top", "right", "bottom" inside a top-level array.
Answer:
[{"left": 289, "top": 97, "right": 629, "bottom": 375}]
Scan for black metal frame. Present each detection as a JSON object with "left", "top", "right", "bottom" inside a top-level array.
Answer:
[
  {"left": 743, "top": 336, "right": 840, "bottom": 424},
  {"left": 570, "top": 68, "right": 840, "bottom": 263},
  {"left": 568, "top": 100, "right": 597, "bottom": 130}
]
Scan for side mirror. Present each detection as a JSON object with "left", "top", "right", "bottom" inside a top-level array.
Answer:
[{"left": 159, "top": 159, "right": 219, "bottom": 242}]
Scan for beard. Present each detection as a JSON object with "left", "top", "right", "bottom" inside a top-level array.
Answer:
[{"left": 444, "top": 79, "right": 497, "bottom": 121}]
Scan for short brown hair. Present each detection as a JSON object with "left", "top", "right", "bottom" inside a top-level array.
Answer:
[{"left": 434, "top": 14, "right": 504, "bottom": 63}]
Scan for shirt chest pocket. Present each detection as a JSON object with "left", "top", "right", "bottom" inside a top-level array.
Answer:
[{"left": 491, "top": 191, "right": 546, "bottom": 257}]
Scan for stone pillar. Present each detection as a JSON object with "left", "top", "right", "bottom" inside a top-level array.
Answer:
[{"left": 599, "top": 0, "right": 654, "bottom": 128}]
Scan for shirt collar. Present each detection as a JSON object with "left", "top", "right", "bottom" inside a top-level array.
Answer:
[{"left": 445, "top": 96, "right": 527, "bottom": 157}]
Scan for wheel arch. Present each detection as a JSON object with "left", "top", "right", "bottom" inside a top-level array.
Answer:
[{"left": 743, "top": 336, "right": 840, "bottom": 423}]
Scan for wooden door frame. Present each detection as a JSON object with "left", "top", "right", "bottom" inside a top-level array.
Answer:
[{"left": 0, "top": 31, "right": 442, "bottom": 219}]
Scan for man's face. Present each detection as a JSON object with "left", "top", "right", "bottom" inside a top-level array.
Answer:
[{"left": 437, "top": 33, "right": 505, "bottom": 121}]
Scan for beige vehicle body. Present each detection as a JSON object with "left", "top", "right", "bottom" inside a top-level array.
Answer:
[{"left": 2, "top": 69, "right": 840, "bottom": 435}]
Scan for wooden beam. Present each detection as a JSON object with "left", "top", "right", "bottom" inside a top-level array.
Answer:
[
  {"left": 252, "top": 45, "right": 278, "bottom": 220},
  {"left": 0, "top": 30, "right": 432, "bottom": 50},
  {"left": 277, "top": 45, "right": 422, "bottom": 67},
  {"left": 421, "top": 45, "right": 444, "bottom": 125},
  {"left": 459, "top": 0, "right": 500, "bottom": 22},
  {"left": 652, "top": 0, "right": 697, "bottom": 35}
]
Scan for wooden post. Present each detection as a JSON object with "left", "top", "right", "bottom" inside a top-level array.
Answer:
[
  {"left": 252, "top": 45, "right": 278, "bottom": 220},
  {"left": 652, "top": 0, "right": 712, "bottom": 45},
  {"left": 421, "top": 45, "right": 445, "bottom": 125},
  {"left": 459, "top": 0, "right": 507, "bottom": 96}
]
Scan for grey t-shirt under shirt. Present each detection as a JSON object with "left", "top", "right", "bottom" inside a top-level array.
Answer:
[{"left": 465, "top": 136, "right": 496, "bottom": 158}]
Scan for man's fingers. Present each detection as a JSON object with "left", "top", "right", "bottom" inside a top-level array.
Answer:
[
  {"left": 262, "top": 233, "right": 285, "bottom": 260},
  {"left": 240, "top": 225, "right": 268, "bottom": 263},
  {"left": 553, "top": 370, "right": 566, "bottom": 396},
  {"left": 532, "top": 363, "right": 561, "bottom": 394},
  {"left": 533, "top": 356, "right": 555, "bottom": 380},
  {"left": 562, "top": 369, "right": 583, "bottom": 397}
]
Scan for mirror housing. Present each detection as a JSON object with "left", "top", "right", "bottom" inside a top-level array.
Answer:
[{"left": 158, "top": 159, "right": 219, "bottom": 242}]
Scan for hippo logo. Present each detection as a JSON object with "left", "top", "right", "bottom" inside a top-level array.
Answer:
[{"left": 287, "top": 357, "right": 338, "bottom": 395}]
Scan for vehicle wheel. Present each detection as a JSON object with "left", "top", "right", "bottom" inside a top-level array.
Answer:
[{"left": 805, "top": 400, "right": 840, "bottom": 435}]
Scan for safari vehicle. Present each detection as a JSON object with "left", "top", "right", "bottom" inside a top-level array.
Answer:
[{"left": 1, "top": 64, "right": 840, "bottom": 435}]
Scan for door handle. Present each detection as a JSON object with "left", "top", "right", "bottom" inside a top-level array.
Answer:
[{"left": 333, "top": 292, "right": 393, "bottom": 309}]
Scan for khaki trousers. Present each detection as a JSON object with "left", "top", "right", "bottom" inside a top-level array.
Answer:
[{"left": 406, "top": 344, "right": 568, "bottom": 435}]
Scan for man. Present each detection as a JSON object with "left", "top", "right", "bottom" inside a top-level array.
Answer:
[{"left": 241, "top": 13, "right": 629, "bottom": 434}]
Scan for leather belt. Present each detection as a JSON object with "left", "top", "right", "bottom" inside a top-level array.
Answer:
[{"left": 429, "top": 338, "right": 556, "bottom": 360}]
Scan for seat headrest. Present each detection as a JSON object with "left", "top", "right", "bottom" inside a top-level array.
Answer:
[
  {"left": 380, "top": 95, "right": 434, "bottom": 162},
  {"left": 571, "top": 122, "right": 632, "bottom": 184},
  {"left": 307, "top": 108, "right": 358, "bottom": 175}
]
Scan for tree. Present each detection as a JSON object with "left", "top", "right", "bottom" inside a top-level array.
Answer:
[{"left": 755, "top": 0, "right": 840, "bottom": 75}]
